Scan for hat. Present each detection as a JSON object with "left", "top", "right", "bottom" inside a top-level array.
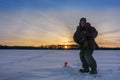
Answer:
[{"left": 80, "top": 17, "right": 86, "bottom": 22}]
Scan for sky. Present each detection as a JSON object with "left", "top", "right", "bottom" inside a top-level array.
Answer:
[{"left": 0, "top": 0, "right": 120, "bottom": 47}]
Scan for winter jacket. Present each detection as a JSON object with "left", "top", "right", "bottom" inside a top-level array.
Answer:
[{"left": 73, "top": 26, "right": 98, "bottom": 49}]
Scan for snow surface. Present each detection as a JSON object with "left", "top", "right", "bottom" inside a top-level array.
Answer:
[{"left": 0, "top": 50, "right": 120, "bottom": 80}]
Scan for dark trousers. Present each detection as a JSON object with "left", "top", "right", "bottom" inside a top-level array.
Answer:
[{"left": 79, "top": 48, "right": 97, "bottom": 71}]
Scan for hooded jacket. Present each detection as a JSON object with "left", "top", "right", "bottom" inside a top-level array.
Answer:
[{"left": 73, "top": 25, "right": 98, "bottom": 49}]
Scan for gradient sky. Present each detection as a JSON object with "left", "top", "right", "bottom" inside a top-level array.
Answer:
[{"left": 0, "top": 0, "right": 120, "bottom": 47}]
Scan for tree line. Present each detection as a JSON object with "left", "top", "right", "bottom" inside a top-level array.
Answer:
[{"left": 0, "top": 45, "right": 120, "bottom": 50}]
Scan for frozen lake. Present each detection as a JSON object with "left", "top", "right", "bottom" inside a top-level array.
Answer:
[{"left": 0, "top": 50, "right": 120, "bottom": 80}]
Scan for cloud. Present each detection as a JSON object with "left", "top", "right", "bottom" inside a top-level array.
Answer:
[{"left": 0, "top": 8, "right": 120, "bottom": 47}]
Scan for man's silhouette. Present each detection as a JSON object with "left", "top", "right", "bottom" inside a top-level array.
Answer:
[{"left": 73, "top": 18, "right": 98, "bottom": 74}]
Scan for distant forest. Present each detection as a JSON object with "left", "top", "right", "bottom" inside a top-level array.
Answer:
[{"left": 0, "top": 45, "right": 120, "bottom": 50}]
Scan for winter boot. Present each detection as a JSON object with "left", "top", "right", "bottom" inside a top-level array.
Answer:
[
  {"left": 90, "top": 70, "right": 97, "bottom": 74},
  {"left": 89, "top": 64, "right": 97, "bottom": 74},
  {"left": 79, "top": 68, "right": 90, "bottom": 73}
]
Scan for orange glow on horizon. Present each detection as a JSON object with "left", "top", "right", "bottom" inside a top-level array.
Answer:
[
  {"left": 1, "top": 40, "right": 120, "bottom": 48},
  {"left": 1, "top": 35, "right": 120, "bottom": 48}
]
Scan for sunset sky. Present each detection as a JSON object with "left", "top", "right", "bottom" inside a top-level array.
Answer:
[{"left": 0, "top": 0, "right": 120, "bottom": 47}]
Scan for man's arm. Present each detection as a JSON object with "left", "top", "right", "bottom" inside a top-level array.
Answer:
[
  {"left": 73, "top": 26, "right": 82, "bottom": 44},
  {"left": 86, "top": 27, "right": 98, "bottom": 39}
]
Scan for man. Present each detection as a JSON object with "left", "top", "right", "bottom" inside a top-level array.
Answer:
[{"left": 73, "top": 18, "right": 98, "bottom": 74}]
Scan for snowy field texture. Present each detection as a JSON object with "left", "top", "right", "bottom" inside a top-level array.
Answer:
[{"left": 0, "top": 50, "right": 120, "bottom": 80}]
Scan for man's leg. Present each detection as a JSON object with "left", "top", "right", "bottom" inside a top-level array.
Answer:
[
  {"left": 79, "top": 50, "right": 89, "bottom": 72},
  {"left": 84, "top": 49, "right": 97, "bottom": 74}
]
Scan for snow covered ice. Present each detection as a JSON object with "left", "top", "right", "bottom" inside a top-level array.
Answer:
[{"left": 0, "top": 50, "right": 120, "bottom": 80}]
